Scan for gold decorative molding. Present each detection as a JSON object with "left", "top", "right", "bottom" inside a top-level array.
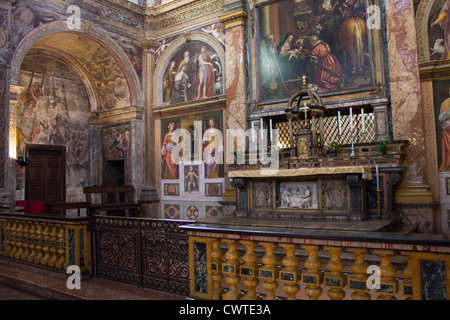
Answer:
[
  {"left": 88, "top": 106, "right": 144, "bottom": 125},
  {"left": 141, "top": 39, "right": 158, "bottom": 52},
  {"left": 219, "top": 9, "right": 247, "bottom": 29},
  {"left": 395, "top": 184, "right": 435, "bottom": 204},
  {"left": 420, "top": 81, "right": 440, "bottom": 202},
  {"left": 153, "top": 97, "right": 226, "bottom": 119},
  {"left": 222, "top": 187, "right": 236, "bottom": 203}
]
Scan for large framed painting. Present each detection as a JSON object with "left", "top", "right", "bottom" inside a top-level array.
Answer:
[
  {"left": 256, "top": 0, "right": 377, "bottom": 103},
  {"left": 433, "top": 78, "right": 450, "bottom": 171}
]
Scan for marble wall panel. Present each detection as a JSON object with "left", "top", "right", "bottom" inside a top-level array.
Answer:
[
  {"left": 224, "top": 24, "right": 247, "bottom": 132},
  {"left": 386, "top": 0, "right": 427, "bottom": 185}
]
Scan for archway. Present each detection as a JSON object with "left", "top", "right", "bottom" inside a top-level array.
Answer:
[{"left": 8, "top": 21, "right": 143, "bottom": 203}]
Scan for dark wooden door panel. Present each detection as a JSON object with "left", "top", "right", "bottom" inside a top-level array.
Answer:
[{"left": 25, "top": 145, "right": 66, "bottom": 204}]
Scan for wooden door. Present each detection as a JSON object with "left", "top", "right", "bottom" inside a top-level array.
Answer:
[{"left": 25, "top": 145, "right": 66, "bottom": 204}]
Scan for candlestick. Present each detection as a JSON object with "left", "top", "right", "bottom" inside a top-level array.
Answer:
[
  {"left": 375, "top": 165, "right": 381, "bottom": 219},
  {"left": 361, "top": 108, "right": 365, "bottom": 133},
  {"left": 349, "top": 107, "right": 353, "bottom": 132},
  {"left": 376, "top": 189, "right": 382, "bottom": 219},
  {"left": 304, "top": 102, "right": 307, "bottom": 121},
  {"left": 337, "top": 111, "right": 341, "bottom": 136},
  {"left": 269, "top": 119, "right": 273, "bottom": 141},
  {"left": 376, "top": 165, "right": 379, "bottom": 190}
]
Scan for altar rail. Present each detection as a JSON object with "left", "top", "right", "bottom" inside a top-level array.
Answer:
[
  {"left": 181, "top": 223, "right": 450, "bottom": 300},
  {"left": 0, "top": 212, "right": 90, "bottom": 273}
]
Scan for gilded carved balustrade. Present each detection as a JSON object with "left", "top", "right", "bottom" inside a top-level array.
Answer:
[
  {"left": 0, "top": 213, "right": 90, "bottom": 273},
  {"left": 182, "top": 225, "right": 450, "bottom": 300}
]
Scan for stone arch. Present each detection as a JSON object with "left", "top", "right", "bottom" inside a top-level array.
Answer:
[
  {"left": 9, "top": 20, "right": 143, "bottom": 108},
  {"left": 153, "top": 31, "right": 226, "bottom": 107}
]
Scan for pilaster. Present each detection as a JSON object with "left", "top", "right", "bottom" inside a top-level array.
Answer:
[{"left": 139, "top": 39, "right": 159, "bottom": 207}]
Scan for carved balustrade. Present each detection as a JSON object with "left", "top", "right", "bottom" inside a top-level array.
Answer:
[
  {"left": 181, "top": 224, "right": 450, "bottom": 300},
  {"left": 0, "top": 212, "right": 90, "bottom": 273}
]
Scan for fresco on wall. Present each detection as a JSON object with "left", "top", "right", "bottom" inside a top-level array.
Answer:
[
  {"left": 0, "top": 1, "right": 59, "bottom": 65},
  {"left": 16, "top": 56, "right": 90, "bottom": 201},
  {"left": 160, "top": 111, "right": 224, "bottom": 219},
  {"left": 433, "top": 79, "right": 450, "bottom": 171},
  {"left": 258, "top": 0, "right": 373, "bottom": 102},
  {"left": 161, "top": 41, "right": 223, "bottom": 105},
  {"left": 160, "top": 111, "right": 224, "bottom": 180},
  {"left": 155, "top": 24, "right": 225, "bottom": 64},
  {"left": 428, "top": 0, "right": 450, "bottom": 61},
  {"left": 108, "top": 33, "right": 143, "bottom": 79},
  {"left": 102, "top": 124, "right": 130, "bottom": 183}
]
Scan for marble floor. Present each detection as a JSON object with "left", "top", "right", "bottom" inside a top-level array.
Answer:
[{"left": 0, "top": 261, "right": 186, "bottom": 300}]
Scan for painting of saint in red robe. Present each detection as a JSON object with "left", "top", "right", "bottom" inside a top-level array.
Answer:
[
  {"left": 161, "top": 122, "right": 179, "bottom": 179},
  {"left": 309, "top": 34, "right": 342, "bottom": 90}
]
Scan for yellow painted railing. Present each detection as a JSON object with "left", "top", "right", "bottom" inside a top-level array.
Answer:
[
  {"left": 181, "top": 224, "right": 450, "bottom": 300},
  {"left": 0, "top": 213, "right": 90, "bottom": 273}
]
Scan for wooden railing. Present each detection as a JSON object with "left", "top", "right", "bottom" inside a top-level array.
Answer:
[
  {"left": 0, "top": 212, "right": 90, "bottom": 273},
  {"left": 181, "top": 223, "right": 450, "bottom": 300}
]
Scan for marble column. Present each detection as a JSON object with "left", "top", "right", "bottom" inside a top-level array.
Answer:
[
  {"left": 385, "top": 0, "right": 435, "bottom": 228},
  {"left": 138, "top": 39, "right": 159, "bottom": 214},
  {"left": 219, "top": 7, "right": 248, "bottom": 213}
]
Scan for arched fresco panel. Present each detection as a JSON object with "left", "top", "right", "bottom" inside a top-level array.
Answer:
[{"left": 154, "top": 32, "right": 225, "bottom": 108}]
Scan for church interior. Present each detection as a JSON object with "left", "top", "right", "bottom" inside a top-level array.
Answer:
[{"left": 0, "top": 0, "right": 450, "bottom": 301}]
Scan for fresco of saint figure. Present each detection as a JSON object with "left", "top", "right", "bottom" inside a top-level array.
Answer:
[
  {"left": 160, "top": 41, "right": 222, "bottom": 105},
  {"left": 193, "top": 46, "right": 215, "bottom": 100},
  {"left": 161, "top": 122, "right": 179, "bottom": 179},
  {"left": 439, "top": 88, "right": 450, "bottom": 171},
  {"left": 203, "top": 118, "right": 223, "bottom": 179}
]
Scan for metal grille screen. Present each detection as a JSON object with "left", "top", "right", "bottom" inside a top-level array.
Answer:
[{"left": 275, "top": 113, "right": 375, "bottom": 149}]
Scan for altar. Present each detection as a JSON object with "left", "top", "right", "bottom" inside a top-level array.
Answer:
[
  {"left": 228, "top": 166, "right": 374, "bottom": 221},
  {"left": 223, "top": 79, "right": 406, "bottom": 228}
]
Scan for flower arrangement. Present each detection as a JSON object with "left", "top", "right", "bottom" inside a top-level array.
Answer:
[
  {"left": 324, "top": 140, "right": 340, "bottom": 154},
  {"left": 377, "top": 138, "right": 389, "bottom": 154}
]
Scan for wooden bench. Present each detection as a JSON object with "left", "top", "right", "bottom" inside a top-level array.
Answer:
[
  {"left": 83, "top": 185, "right": 141, "bottom": 217},
  {"left": 45, "top": 201, "right": 90, "bottom": 216}
]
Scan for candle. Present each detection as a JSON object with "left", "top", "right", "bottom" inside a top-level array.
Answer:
[
  {"left": 376, "top": 165, "right": 380, "bottom": 190},
  {"left": 337, "top": 111, "right": 341, "bottom": 135},
  {"left": 260, "top": 118, "right": 264, "bottom": 142},
  {"left": 349, "top": 107, "right": 353, "bottom": 132},
  {"left": 269, "top": 119, "right": 273, "bottom": 141},
  {"left": 304, "top": 102, "right": 307, "bottom": 121},
  {"left": 361, "top": 108, "right": 365, "bottom": 133},
  {"left": 251, "top": 122, "right": 255, "bottom": 143}
]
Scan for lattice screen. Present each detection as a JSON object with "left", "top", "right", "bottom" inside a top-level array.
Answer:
[{"left": 275, "top": 113, "right": 375, "bottom": 149}]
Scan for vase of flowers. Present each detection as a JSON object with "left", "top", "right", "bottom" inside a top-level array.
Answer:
[
  {"left": 324, "top": 140, "right": 340, "bottom": 157},
  {"left": 377, "top": 138, "right": 389, "bottom": 154}
]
